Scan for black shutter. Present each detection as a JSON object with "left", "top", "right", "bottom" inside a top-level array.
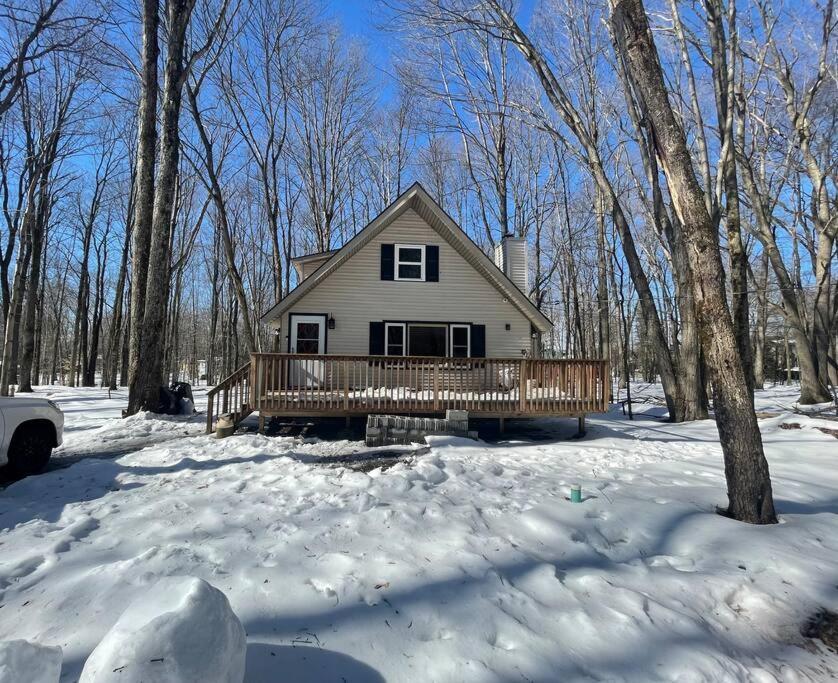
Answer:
[
  {"left": 471, "top": 324, "right": 486, "bottom": 358},
  {"left": 381, "top": 244, "right": 394, "bottom": 280},
  {"left": 426, "top": 245, "right": 439, "bottom": 282},
  {"left": 369, "top": 322, "right": 385, "bottom": 355}
]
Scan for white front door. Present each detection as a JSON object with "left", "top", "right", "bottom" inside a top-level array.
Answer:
[{"left": 290, "top": 315, "right": 325, "bottom": 386}]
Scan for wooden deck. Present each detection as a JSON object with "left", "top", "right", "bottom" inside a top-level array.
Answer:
[{"left": 206, "top": 354, "right": 609, "bottom": 433}]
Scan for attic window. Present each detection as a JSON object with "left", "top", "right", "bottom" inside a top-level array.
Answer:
[{"left": 395, "top": 244, "right": 425, "bottom": 281}]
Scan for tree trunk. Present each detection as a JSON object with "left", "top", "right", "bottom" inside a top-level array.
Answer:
[
  {"left": 0, "top": 224, "right": 31, "bottom": 394},
  {"left": 611, "top": 0, "right": 776, "bottom": 524},
  {"left": 17, "top": 173, "right": 49, "bottom": 392},
  {"left": 126, "top": 0, "right": 160, "bottom": 414},
  {"left": 753, "top": 252, "right": 769, "bottom": 390},
  {"left": 120, "top": 277, "right": 131, "bottom": 387},
  {"left": 595, "top": 186, "right": 611, "bottom": 379},
  {"left": 131, "top": 0, "right": 196, "bottom": 413},
  {"left": 108, "top": 221, "right": 132, "bottom": 389},
  {"left": 84, "top": 235, "right": 107, "bottom": 386}
]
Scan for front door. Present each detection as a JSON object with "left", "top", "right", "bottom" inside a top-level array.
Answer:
[{"left": 290, "top": 315, "right": 325, "bottom": 386}]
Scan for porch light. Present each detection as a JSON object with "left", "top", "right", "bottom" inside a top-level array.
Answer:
[{"left": 328, "top": 315, "right": 336, "bottom": 329}]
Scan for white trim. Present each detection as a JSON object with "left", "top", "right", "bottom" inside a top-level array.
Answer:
[
  {"left": 449, "top": 324, "right": 470, "bottom": 358},
  {"left": 394, "top": 244, "right": 426, "bottom": 281},
  {"left": 385, "top": 322, "right": 406, "bottom": 356}
]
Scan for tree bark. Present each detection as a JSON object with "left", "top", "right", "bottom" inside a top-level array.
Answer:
[
  {"left": 706, "top": 0, "right": 753, "bottom": 395},
  {"left": 126, "top": 0, "right": 160, "bottom": 414}
]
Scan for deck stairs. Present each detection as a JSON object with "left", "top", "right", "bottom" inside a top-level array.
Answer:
[{"left": 206, "top": 361, "right": 253, "bottom": 433}]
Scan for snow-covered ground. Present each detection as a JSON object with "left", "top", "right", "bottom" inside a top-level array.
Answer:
[{"left": 1, "top": 384, "right": 837, "bottom": 682}]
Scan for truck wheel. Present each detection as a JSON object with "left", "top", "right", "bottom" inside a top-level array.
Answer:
[{"left": 7, "top": 426, "right": 52, "bottom": 477}]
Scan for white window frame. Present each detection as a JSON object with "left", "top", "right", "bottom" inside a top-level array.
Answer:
[
  {"left": 394, "top": 244, "right": 426, "bottom": 281},
  {"left": 449, "top": 324, "right": 470, "bottom": 358},
  {"left": 385, "top": 322, "right": 406, "bottom": 356}
]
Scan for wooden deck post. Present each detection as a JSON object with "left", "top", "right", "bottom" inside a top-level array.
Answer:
[
  {"left": 577, "top": 415, "right": 586, "bottom": 436},
  {"left": 519, "top": 359, "right": 528, "bottom": 412},
  {"left": 343, "top": 365, "right": 349, "bottom": 412},
  {"left": 206, "top": 393, "right": 214, "bottom": 434},
  {"left": 433, "top": 359, "right": 440, "bottom": 412}
]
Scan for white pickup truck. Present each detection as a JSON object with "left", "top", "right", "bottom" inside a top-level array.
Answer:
[{"left": 0, "top": 396, "right": 64, "bottom": 477}]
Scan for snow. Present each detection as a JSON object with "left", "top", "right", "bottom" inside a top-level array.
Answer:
[
  {"left": 79, "top": 576, "right": 246, "bottom": 683},
  {"left": 0, "top": 640, "right": 61, "bottom": 683},
  {"left": 0, "top": 383, "right": 836, "bottom": 682}
]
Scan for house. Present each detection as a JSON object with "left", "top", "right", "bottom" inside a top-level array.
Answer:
[
  {"left": 206, "top": 183, "right": 608, "bottom": 433},
  {"left": 263, "top": 183, "right": 551, "bottom": 359}
]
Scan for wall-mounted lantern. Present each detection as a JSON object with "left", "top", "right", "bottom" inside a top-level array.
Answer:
[{"left": 328, "top": 315, "right": 336, "bottom": 330}]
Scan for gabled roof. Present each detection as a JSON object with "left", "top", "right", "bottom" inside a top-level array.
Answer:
[{"left": 262, "top": 182, "right": 553, "bottom": 333}]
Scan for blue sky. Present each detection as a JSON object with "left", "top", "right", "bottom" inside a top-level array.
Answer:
[
  {"left": 327, "top": 0, "right": 396, "bottom": 71},
  {"left": 327, "top": 0, "right": 539, "bottom": 81}
]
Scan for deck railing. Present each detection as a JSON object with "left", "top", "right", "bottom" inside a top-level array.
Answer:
[
  {"left": 205, "top": 361, "right": 253, "bottom": 433},
  {"left": 249, "top": 353, "right": 608, "bottom": 418}
]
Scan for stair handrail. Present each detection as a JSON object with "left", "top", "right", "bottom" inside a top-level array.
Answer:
[{"left": 206, "top": 361, "right": 252, "bottom": 434}]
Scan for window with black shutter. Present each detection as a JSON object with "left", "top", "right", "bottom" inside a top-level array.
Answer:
[{"left": 395, "top": 244, "right": 425, "bottom": 281}]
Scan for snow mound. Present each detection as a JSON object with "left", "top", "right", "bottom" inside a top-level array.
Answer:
[
  {"left": 0, "top": 640, "right": 62, "bottom": 683},
  {"left": 79, "top": 576, "right": 245, "bottom": 683}
]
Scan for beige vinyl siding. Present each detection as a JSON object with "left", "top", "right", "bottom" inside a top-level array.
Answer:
[
  {"left": 301, "top": 256, "right": 331, "bottom": 280},
  {"left": 278, "top": 208, "right": 533, "bottom": 357}
]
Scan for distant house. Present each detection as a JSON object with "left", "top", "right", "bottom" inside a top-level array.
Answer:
[
  {"left": 263, "top": 182, "right": 551, "bottom": 359},
  {"left": 207, "top": 184, "right": 608, "bottom": 433}
]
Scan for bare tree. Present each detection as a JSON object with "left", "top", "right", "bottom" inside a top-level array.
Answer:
[
  {"left": 125, "top": 0, "right": 159, "bottom": 412},
  {"left": 291, "top": 31, "right": 371, "bottom": 252},
  {"left": 610, "top": 0, "right": 776, "bottom": 524},
  {"left": 128, "top": 0, "right": 232, "bottom": 414},
  {"left": 0, "top": 0, "right": 91, "bottom": 120},
  {"left": 219, "top": 0, "right": 312, "bottom": 303}
]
